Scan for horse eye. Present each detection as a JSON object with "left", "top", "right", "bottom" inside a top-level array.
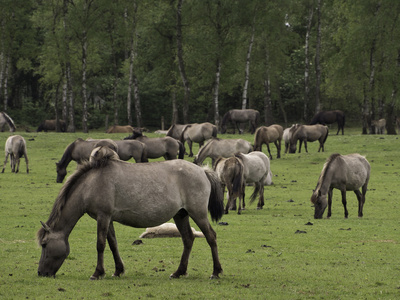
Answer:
[{"left": 41, "top": 243, "right": 47, "bottom": 248}]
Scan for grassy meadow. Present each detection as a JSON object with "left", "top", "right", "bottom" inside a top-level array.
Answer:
[{"left": 0, "top": 126, "right": 399, "bottom": 299}]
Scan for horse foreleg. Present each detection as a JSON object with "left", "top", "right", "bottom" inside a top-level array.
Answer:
[
  {"left": 91, "top": 217, "right": 111, "bottom": 280},
  {"left": 274, "top": 141, "right": 281, "bottom": 159},
  {"left": 187, "top": 140, "right": 194, "bottom": 157},
  {"left": 266, "top": 143, "right": 273, "bottom": 160},
  {"left": 303, "top": 141, "right": 308, "bottom": 153},
  {"left": 327, "top": 189, "right": 333, "bottom": 218},
  {"left": 2, "top": 153, "right": 9, "bottom": 173},
  {"left": 298, "top": 141, "right": 303, "bottom": 153},
  {"left": 341, "top": 190, "right": 349, "bottom": 219},
  {"left": 171, "top": 213, "right": 194, "bottom": 278},
  {"left": 107, "top": 222, "right": 125, "bottom": 277},
  {"left": 193, "top": 218, "right": 223, "bottom": 279},
  {"left": 15, "top": 154, "right": 20, "bottom": 173}
]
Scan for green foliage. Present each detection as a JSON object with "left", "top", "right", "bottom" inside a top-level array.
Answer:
[{"left": 0, "top": 126, "right": 399, "bottom": 299}]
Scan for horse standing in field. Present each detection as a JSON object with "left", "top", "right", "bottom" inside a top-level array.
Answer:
[
  {"left": 106, "top": 125, "right": 134, "bottom": 133},
  {"left": 56, "top": 138, "right": 148, "bottom": 183},
  {"left": 37, "top": 146, "right": 224, "bottom": 280},
  {"left": 180, "top": 122, "right": 217, "bottom": 157},
  {"left": 289, "top": 124, "right": 329, "bottom": 153},
  {"left": 0, "top": 112, "right": 16, "bottom": 132},
  {"left": 166, "top": 124, "right": 187, "bottom": 140},
  {"left": 2, "top": 135, "right": 29, "bottom": 173},
  {"left": 309, "top": 110, "right": 345, "bottom": 135},
  {"left": 253, "top": 124, "right": 283, "bottom": 159},
  {"left": 371, "top": 119, "right": 386, "bottom": 134},
  {"left": 310, "top": 153, "right": 370, "bottom": 219},
  {"left": 283, "top": 124, "right": 300, "bottom": 154},
  {"left": 193, "top": 138, "right": 253, "bottom": 165},
  {"left": 221, "top": 109, "right": 260, "bottom": 134},
  {"left": 124, "top": 131, "right": 185, "bottom": 160},
  {"left": 37, "top": 120, "right": 67, "bottom": 132}
]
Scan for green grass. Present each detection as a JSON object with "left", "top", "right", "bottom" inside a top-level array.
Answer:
[{"left": 0, "top": 128, "right": 399, "bottom": 299}]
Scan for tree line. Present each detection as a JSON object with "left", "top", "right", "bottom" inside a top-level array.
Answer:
[{"left": 1, "top": 0, "right": 399, "bottom": 133}]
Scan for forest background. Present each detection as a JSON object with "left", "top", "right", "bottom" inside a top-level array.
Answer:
[{"left": 1, "top": 0, "right": 400, "bottom": 133}]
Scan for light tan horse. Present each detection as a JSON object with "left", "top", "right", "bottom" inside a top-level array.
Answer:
[
  {"left": 2, "top": 135, "right": 29, "bottom": 173},
  {"left": 253, "top": 125, "right": 283, "bottom": 159},
  {"left": 289, "top": 124, "right": 329, "bottom": 153},
  {"left": 106, "top": 125, "right": 134, "bottom": 133},
  {"left": 180, "top": 122, "right": 217, "bottom": 157},
  {"left": 371, "top": 119, "right": 386, "bottom": 134}
]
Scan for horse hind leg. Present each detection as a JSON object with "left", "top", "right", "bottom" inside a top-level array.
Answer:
[
  {"left": 2, "top": 153, "right": 9, "bottom": 173},
  {"left": 170, "top": 211, "right": 195, "bottom": 278},
  {"left": 107, "top": 222, "right": 125, "bottom": 277},
  {"left": 341, "top": 190, "right": 349, "bottom": 219},
  {"left": 91, "top": 217, "right": 112, "bottom": 280},
  {"left": 354, "top": 190, "right": 364, "bottom": 218}
]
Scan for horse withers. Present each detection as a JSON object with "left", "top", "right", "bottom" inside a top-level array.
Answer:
[
  {"left": 38, "top": 147, "right": 224, "bottom": 280},
  {"left": 289, "top": 124, "right": 329, "bottom": 153},
  {"left": 2, "top": 135, "right": 29, "bottom": 173},
  {"left": 253, "top": 124, "right": 283, "bottom": 159},
  {"left": 310, "top": 153, "right": 370, "bottom": 219},
  {"left": 309, "top": 110, "right": 345, "bottom": 135},
  {"left": 221, "top": 109, "right": 260, "bottom": 134}
]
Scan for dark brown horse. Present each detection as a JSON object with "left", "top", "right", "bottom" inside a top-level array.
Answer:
[
  {"left": 221, "top": 109, "right": 260, "bottom": 134},
  {"left": 253, "top": 125, "right": 283, "bottom": 159},
  {"left": 37, "top": 120, "right": 67, "bottom": 132},
  {"left": 124, "top": 131, "right": 184, "bottom": 160},
  {"left": 309, "top": 110, "right": 345, "bottom": 135},
  {"left": 56, "top": 138, "right": 148, "bottom": 183},
  {"left": 38, "top": 148, "right": 224, "bottom": 279}
]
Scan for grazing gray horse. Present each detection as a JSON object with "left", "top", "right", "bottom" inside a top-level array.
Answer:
[
  {"left": 310, "top": 153, "right": 370, "bottom": 219},
  {"left": 221, "top": 109, "right": 260, "bottom": 134},
  {"left": 180, "top": 122, "right": 217, "bottom": 157},
  {"left": 289, "top": 124, "right": 329, "bottom": 153},
  {"left": 2, "top": 135, "right": 29, "bottom": 173},
  {"left": 37, "top": 147, "right": 224, "bottom": 280}
]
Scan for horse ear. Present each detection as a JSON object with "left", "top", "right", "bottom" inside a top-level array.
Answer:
[{"left": 40, "top": 221, "right": 50, "bottom": 232}]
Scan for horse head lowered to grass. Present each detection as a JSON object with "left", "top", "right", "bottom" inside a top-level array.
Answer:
[
  {"left": 38, "top": 146, "right": 224, "bottom": 280},
  {"left": 310, "top": 153, "right": 370, "bottom": 219}
]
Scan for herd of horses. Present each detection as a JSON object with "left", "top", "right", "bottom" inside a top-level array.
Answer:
[{"left": 0, "top": 109, "right": 373, "bottom": 280}]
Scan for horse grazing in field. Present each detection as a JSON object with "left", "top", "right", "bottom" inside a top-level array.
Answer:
[
  {"left": 37, "top": 120, "right": 67, "bottom": 132},
  {"left": 289, "top": 124, "right": 329, "bottom": 153},
  {"left": 310, "top": 153, "right": 370, "bottom": 219},
  {"left": 193, "top": 138, "right": 253, "bottom": 165},
  {"left": 371, "top": 119, "right": 386, "bottom": 134},
  {"left": 283, "top": 124, "right": 300, "bottom": 154},
  {"left": 180, "top": 122, "right": 217, "bottom": 157},
  {"left": 2, "top": 135, "right": 29, "bottom": 173},
  {"left": 37, "top": 147, "right": 224, "bottom": 280},
  {"left": 221, "top": 109, "right": 260, "bottom": 134},
  {"left": 166, "top": 124, "right": 187, "bottom": 140},
  {"left": 0, "top": 112, "right": 16, "bottom": 132},
  {"left": 124, "top": 131, "right": 184, "bottom": 160},
  {"left": 106, "top": 125, "right": 134, "bottom": 133},
  {"left": 56, "top": 138, "right": 148, "bottom": 183},
  {"left": 253, "top": 125, "right": 283, "bottom": 159},
  {"left": 309, "top": 110, "right": 345, "bottom": 135}
]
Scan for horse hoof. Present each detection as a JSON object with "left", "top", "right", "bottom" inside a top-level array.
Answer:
[{"left": 209, "top": 274, "right": 219, "bottom": 280}]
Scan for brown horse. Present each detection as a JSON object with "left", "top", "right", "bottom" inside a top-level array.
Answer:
[
  {"left": 2, "top": 135, "right": 29, "bottom": 173},
  {"left": 106, "top": 125, "right": 134, "bottom": 133},
  {"left": 124, "top": 131, "right": 185, "bottom": 160},
  {"left": 37, "top": 148, "right": 224, "bottom": 279},
  {"left": 253, "top": 125, "right": 283, "bottom": 159},
  {"left": 0, "top": 112, "right": 16, "bottom": 132},
  {"left": 221, "top": 109, "right": 260, "bottom": 134},
  {"left": 180, "top": 122, "right": 218, "bottom": 157},
  {"left": 309, "top": 110, "right": 345, "bottom": 135},
  {"left": 56, "top": 138, "right": 148, "bottom": 183},
  {"left": 37, "top": 120, "right": 67, "bottom": 132},
  {"left": 311, "top": 153, "right": 370, "bottom": 219},
  {"left": 289, "top": 124, "right": 329, "bottom": 153}
]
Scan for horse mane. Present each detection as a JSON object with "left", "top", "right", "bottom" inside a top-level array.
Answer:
[
  {"left": 38, "top": 147, "right": 120, "bottom": 243},
  {"left": 311, "top": 153, "right": 342, "bottom": 204},
  {"left": 221, "top": 111, "right": 232, "bottom": 126},
  {"left": 1, "top": 112, "right": 16, "bottom": 130},
  {"left": 56, "top": 138, "right": 83, "bottom": 167},
  {"left": 254, "top": 127, "right": 263, "bottom": 145}
]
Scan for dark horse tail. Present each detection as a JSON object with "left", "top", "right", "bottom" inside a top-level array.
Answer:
[
  {"left": 212, "top": 125, "right": 217, "bottom": 138},
  {"left": 253, "top": 127, "right": 263, "bottom": 150},
  {"left": 204, "top": 168, "right": 224, "bottom": 222},
  {"left": 230, "top": 159, "right": 244, "bottom": 197},
  {"left": 178, "top": 141, "right": 185, "bottom": 159}
]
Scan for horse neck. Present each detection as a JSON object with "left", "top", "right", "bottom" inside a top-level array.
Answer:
[
  {"left": 315, "top": 165, "right": 334, "bottom": 195},
  {"left": 58, "top": 143, "right": 75, "bottom": 167},
  {"left": 196, "top": 140, "right": 212, "bottom": 164}
]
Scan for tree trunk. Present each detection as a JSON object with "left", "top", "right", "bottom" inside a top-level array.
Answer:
[
  {"left": 304, "top": 6, "right": 313, "bottom": 121},
  {"left": 242, "top": 21, "right": 255, "bottom": 110},
  {"left": 81, "top": 30, "right": 88, "bottom": 133},
  {"left": 314, "top": 0, "right": 321, "bottom": 114},
  {"left": 263, "top": 49, "right": 274, "bottom": 126},
  {"left": 3, "top": 54, "right": 9, "bottom": 111},
  {"left": 176, "top": 0, "right": 190, "bottom": 124},
  {"left": 213, "top": 58, "right": 221, "bottom": 129},
  {"left": 0, "top": 51, "right": 3, "bottom": 109},
  {"left": 64, "top": 0, "right": 75, "bottom": 132},
  {"left": 133, "top": 75, "right": 141, "bottom": 127}
]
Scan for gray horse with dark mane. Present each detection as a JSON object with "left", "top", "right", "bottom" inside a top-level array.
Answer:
[
  {"left": 221, "top": 109, "right": 260, "bottom": 134},
  {"left": 38, "top": 146, "right": 224, "bottom": 280}
]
